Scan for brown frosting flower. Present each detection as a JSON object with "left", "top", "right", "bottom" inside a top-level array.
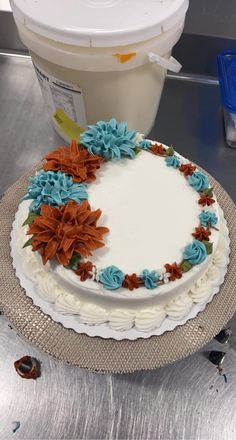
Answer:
[
  {"left": 122, "top": 274, "right": 143, "bottom": 290},
  {"left": 192, "top": 226, "right": 211, "bottom": 241},
  {"left": 179, "top": 163, "right": 196, "bottom": 176},
  {"left": 149, "top": 144, "right": 166, "bottom": 156},
  {"left": 198, "top": 194, "right": 215, "bottom": 207},
  {"left": 75, "top": 261, "right": 94, "bottom": 281},
  {"left": 27, "top": 200, "right": 109, "bottom": 265},
  {"left": 164, "top": 263, "right": 183, "bottom": 281},
  {"left": 43, "top": 140, "right": 104, "bottom": 183}
]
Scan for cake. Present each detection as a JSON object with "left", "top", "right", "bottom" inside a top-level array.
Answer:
[{"left": 11, "top": 119, "right": 230, "bottom": 334}]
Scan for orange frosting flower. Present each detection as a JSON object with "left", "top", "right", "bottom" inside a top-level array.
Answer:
[
  {"left": 179, "top": 163, "right": 196, "bottom": 176},
  {"left": 43, "top": 140, "right": 104, "bottom": 183},
  {"left": 192, "top": 226, "right": 211, "bottom": 241},
  {"left": 198, "top": 194, "right": 215, "bottom": 207},
  {"left": 75, "top": 261, "right": 94, "bottom": 281},
  {"left": 149, "top": 144, "right": 166, "bottom": 156},
  {"left": 165, "top": 263, "right": 183, "bottom": 281},
  {"left": 122, "top": 274, "right": 143, "bottom": 290},
  {"left": 27, "top": 200, "right": 109, "bottom": 265}
]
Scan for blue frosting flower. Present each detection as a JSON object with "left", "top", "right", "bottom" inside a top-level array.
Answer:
[
  {"left": 22, "top": 170, "right": 88, "bottom": 214},
  {"left": 188, "top": 171, "right": 209, "bottom": 192},
  {"left": 99, "top": 265, "right": 125, "bottom": 290},
  {"left": 80, "top": 118, "right": 138, "bottom": 160},
  {"left": 199, "top": 211, "right": 218, "bottom": 227},
  {"left": 140, "top": 269, "right": 159, "bottom": 289},
  {"left": 183, "top": 240, "right": 207, "bottom": 265},
  {"left": 165, "top": 155, "right": 180, "bottom": 168},
  {"left": 139, "top": 139, "right": 152, "bottom": 149}
]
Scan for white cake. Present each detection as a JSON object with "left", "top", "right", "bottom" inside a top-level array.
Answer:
[{"left": 11, "top": 119, "right": 230, "bottom": 334}]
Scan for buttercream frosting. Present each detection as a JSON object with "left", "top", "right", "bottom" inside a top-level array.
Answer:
[{"left": 11, "top": 143, "right": 230, "bottom": 333}]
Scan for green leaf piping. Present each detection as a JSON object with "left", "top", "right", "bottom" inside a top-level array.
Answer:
[
  {"left": 166, "top": 146, "right": 175, "bottom": 156},
  {"left": 181, "top": 260, "right": 193, "bottom": 272},
  {"left": 203, "top": 187, "right": 213, "bottom": 197},
  {"left": 23, "top": 237, "right": 33, "bottom": 248},
  {"left": 64, "top": 252, "right": 82, "bottom": 270},
  {"left": 202, "top": 240, "right": 213, "bottom": 255},
  {"left": 22, "top": 212, "right": 38, "bottom": 227}
]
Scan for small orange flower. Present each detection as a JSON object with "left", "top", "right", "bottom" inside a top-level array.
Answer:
[
  {"left": 43, "top": 140, "right": 104, "bottom": 183},
  {"left": 27, "top": 200, "right": 109, "bottom": 265},
  {"left": 179, "top": 163, "right": 196, "bottom": 176},
  {"left": 122, "top": 274, "right": 143, "bottom": 290},
  {"left": 198, "top": 194, "right": 215, "bottom": 206},
  {"left": 192, "top": 226, "right": 211, "bottom": 241},
  {"left": 75, "top": 261, "right": 94, "bottom": 281},
  {"left": 164, "top": 263, "right": 183, "bottom": 281},
  {"left": 149, "top": 144, "right": 166, "bottom": 156}
]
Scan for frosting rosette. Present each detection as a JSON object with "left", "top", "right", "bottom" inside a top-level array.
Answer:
[
  {"left": 80, "top": 118, "right": 138, "bottom": 160},
  {"left": 139, "top": 139, "right": 152, "bottom": 149},
  {"left": 22, "top": 170, "right": 88, "bottom": 214},
  {"left": 140, "top": 269, "right": 159, "bottom": 289},
  {"left": 188, "top": 171, "right": 209, "bottom": 192},
  {"left": 199, "top": 211, "right": 218, "bottom": 227},
  {"left": 27, "top": 200, "right": 109, "bottom": 266},
  {"left": 183, "top": 240, "right": 207, "bottom": 265},
  {"left": 99, "top": 265, "right": 125, "bottom": 290},
  {"left": 43, "top": 140, "right": 103, "bottom": 183},
  {"left": 165, "top": 156, "right": 180, "bottom": 168}
]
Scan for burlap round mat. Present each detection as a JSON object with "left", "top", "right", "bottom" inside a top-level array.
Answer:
[{"left": 0, "top": 165, "right": 235, "bottom": 373}]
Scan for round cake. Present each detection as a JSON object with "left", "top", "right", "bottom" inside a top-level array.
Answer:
[{"left": 11, "top": 119, "right": 230, "bottom": 336}]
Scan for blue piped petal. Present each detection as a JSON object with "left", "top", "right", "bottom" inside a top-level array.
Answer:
[
  {"left": 80, "top": 118, "right": 139, "bottom": 161},
  {"left": 199, "top": 211, "right": 218, "bottom": 227},
  {"left": 188, "top": 171, "right": 209, "bottom": 192},
  {"left": 99, "top": 265, "right": 125, "bottom": 290},
  {"left": 165, "top": 156, "right": 180, "bottom": 168},
  {"left": 22, "top": 170, "right": 88, "bottom": 214},
  {"left": 183, "top": 240, "right": 207, "bottom": 265},
  {"left": 140, "top": 269, "right": 159, "bottom": 289}
]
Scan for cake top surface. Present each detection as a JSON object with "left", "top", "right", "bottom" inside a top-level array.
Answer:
[
  {"left": 87, "top": 151, "right": 201, "bottom": 272},
  {"left": 20, "top": 118, "right": 220, "bottom": 295}
]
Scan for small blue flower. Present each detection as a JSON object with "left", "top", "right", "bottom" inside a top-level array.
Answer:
[
  {"left": 199, "top": 211, "right": 218, "bottom": 227},
  {"left": 22, "top": 170, "right": 88, "bottom": 214},
  {"left": 80, "top": 118, "right": 138, "bottom": 160},
  {"left": 140, "top": 269, "right": 159, "bottom": 289},
  {"left": 99, "top": 265, "right": 125, "bottom": 290},
  {"left": 183, "top": 240, "right": 207, "bottom": 265},
  {"left": 139, "top": 139, "right": 152, "bottom": 149},
  {"left": 165, "top": 155, "right": 180, "bottom": 168},
  {"left": 188, "top": 171, "right": 209, "bottom": 192}
]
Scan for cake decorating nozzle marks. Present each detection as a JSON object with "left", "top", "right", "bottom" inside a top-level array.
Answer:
[
  {"left": 209, "top": 351, "right": 226, "bottom": 367},
  {"left": 14, "top": 356, "right": 41, "bottom": 379},
  {"left": 215, "top": 328, "right": 232, "bottom": 344}
]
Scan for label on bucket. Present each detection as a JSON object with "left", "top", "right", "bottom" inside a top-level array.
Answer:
[{"left": 33, "top": 61, "right": 87, "bottom": 140}]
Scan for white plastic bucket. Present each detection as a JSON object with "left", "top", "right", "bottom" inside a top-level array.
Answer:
[{"left": 11, "top": 0, "right": 189, "bottom": 141}]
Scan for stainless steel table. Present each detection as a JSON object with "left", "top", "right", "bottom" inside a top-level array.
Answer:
[{"left": 0, "top": 54, "right": 236, "bottom": 440}]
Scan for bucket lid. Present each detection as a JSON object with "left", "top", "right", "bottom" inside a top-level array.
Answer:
[
  {"left": 217, "top": 50, "right": 236, "bottom": 115},
  {"left": 10, "top": 0, "right": 189, "bottom": 47}
]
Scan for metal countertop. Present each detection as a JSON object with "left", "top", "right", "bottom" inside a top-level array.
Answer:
[{"left": 0, "top": 54, "right": 236, "bottom": 440}]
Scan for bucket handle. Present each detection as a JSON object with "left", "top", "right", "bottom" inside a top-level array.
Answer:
[{"left": 148, "top": 52, "right": 182, "bottom": 73}]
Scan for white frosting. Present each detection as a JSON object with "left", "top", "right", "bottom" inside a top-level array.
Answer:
[
  {"left": 165, "top": 293, "right": 193, "bottom": 320},
  {"left": 79, "top": 304, "right": 108, "bottom": 325},
  {"left": 86, "top": 152, "right": 205, "bottom": 272},
  {"left": 11, "top": 147, "right": 230, "bottom": 332},
  {"left": 55, "top": 293, "right": 81, "bottom": 314},
  {"left": 109, "top": 310, "right": 136, "bottom": 331},
  {"left": 135, "top": 308, "right": 166, "bottom": 332}
]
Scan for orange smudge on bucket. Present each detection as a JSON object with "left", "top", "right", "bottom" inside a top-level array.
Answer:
[{"left": 113, "top": 52, "right": 136, "bottom": 63}]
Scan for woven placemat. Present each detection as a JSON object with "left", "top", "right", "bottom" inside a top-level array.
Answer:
[{"left": 0, "top": 165, "right": 236, "bottom": 373}]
